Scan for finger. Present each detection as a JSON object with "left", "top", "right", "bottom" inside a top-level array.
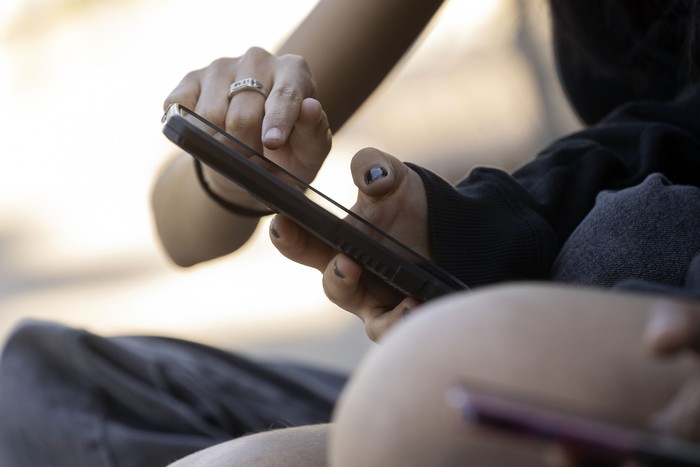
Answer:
[
  {"left": 163, "top": 71, "right": 201, "bottom": 111},
  {"left": 643, "top": 300, "right": 700, "bottom": 356},
  {"left": 262, "top": 54, "right": 316, "bottom": 149},
  {"left": 323, "top": 255, "right": 418, "bottom": 341},
  {"left": 651, "top": 375, "right": 700, "bottom": 439},
  {"left": 347, "top": 147, "right": 431, "bottom": 258},
  {"left": 221, "top": 54, "right": 273, "bottom": 151},
  {"left": 351, "top": 147, "right": 410, "bottom": 200},
  {"left": 190, "top": 58, "right": 242, "bottom": 132},
  {"left": 284, "top": 98, "right": 332, "bottom": 180},
  {"left": 225, "top": 86, "right": 267, "bottom": 152},
  {"left": 362, "top": 296, "right": 421, "bottom": 342},
  {"left": 321, "top": 252, "right": 365, "bottom": 313},
  {"left": 269, "top": 214, "right": 335, "bottom": 272}
]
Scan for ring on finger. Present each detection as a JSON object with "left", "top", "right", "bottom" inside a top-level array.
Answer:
[{"left": 228, "top": 78, "right": 269, "bottom": 99}]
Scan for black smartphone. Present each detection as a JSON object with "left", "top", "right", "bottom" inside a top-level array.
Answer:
[
  {"left": 161, "top": 103, "right": 468, "bottom": 303},
  {"left": 447, "top": 384, "right": 700, "bottom": 466}
]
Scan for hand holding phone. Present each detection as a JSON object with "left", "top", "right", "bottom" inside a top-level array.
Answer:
[
  {"left": 161, "top": 104, "right": 468, "bottom": 303},
  {"left": 447, "top": 384, "right": 700, "bottom": 467}
]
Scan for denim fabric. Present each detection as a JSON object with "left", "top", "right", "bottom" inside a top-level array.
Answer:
[{"left": 0, "top": 321, "right": 346, "bottom": 467}]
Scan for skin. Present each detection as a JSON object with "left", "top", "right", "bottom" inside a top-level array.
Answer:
[
  {"left": 152, "top": 96, "right": 331, "bottom": 266},
  {"left": 167, "top": 286, "right": 700, "bottom": 467},
  {"left": 270, "top": 148, "right": 427, "bottom": 341},
  {"left": 167, "top": 424, "right": 330, "bottom": 467},
  {"left": 152, "top": 0, "right": 446, "bottom": 267},
  {"left": 330, "top": 284, "right": 700, "bottom": 467},
  {"left": 154, "top": 0, "right": 700, "bottom": 465},
  {"left": 155, "top": 2, "right": 446, "bottom": 462}
]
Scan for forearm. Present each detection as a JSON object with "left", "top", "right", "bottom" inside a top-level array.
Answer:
[
  {"left": 153, "top": 0, "right": 444, "bottom": 266},
  {"left": 151, "top": 153, "right": 260, "bottom": 267},
  {"left": 277, "top": 0, "right": 445, "bottom": 131}
]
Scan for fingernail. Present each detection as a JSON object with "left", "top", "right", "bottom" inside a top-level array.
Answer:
[
  {"left": 402, "top": 307, "right": 412, "bottom": 321},
  {"left": 269, "top": 218, "right": 280, "bottom": 238},
  {"left": 365, "top": 165, "right": 388, "bottom": 185},
  {"left": 333, "top": 260, "right": 345, "bottom": 279},
  {"left": 264, "top": 127, "right": 283, "bottom": 142}
]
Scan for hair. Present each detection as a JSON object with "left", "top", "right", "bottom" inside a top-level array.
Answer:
[{"left": 548, "top": 0, "right": 700, "bottom": 122}]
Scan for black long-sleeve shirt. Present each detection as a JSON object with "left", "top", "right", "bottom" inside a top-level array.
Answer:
[{"left": 410, "top": 83, "right": 700, "bottom": 288}]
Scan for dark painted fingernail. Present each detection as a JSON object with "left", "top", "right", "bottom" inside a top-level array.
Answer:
[
  {"left": 270, "top": 218, "right": 280, "bottom": 238},
  {"left": 365, "top": 165, "right": 388, "bottom": 185},
  {"left": 333, "top": 260, "right": 345, "bottom": 279},
  {"left": 402, "top": 307, "right": 412, "bottom": 320}
]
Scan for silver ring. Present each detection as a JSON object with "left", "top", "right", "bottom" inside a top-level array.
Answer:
[{"left": 228, "top": 78, "right": 269, "bottom": 99}]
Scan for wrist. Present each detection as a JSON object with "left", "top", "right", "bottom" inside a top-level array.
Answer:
[{"left": 194, "top": 160, "right": 273, "bottom": 217}]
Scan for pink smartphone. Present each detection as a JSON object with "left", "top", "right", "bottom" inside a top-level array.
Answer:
[{"left": 448, "top": 385, "right": 700, "bottom": 466}]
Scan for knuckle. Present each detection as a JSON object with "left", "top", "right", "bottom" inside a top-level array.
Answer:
[
  {"left": 207, "top": 57, "right": 234, "bottom": 72},
  {"left": 242, "top": 46, "right": 272, "bottom": 64},
  {"left": 276, "top": 54, "right": 316, "bottom": 95},
  {"left": 180, "top": 69, "right": 201, "bottom": 83},
  {"left": 278, "top": 53, "right": 311, "bottom": 73},
  {"left": 271, "top": 84, "right": 303, "bottom": 104},
  {"left": 247, "top": 46, "right": 271, "bottom": 58}
]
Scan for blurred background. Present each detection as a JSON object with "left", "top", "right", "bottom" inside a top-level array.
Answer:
[{"left": 0, "top": 0, "right": 579, "bottom": 372}]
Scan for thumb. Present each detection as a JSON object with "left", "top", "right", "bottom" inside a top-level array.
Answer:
[{"left": 351, "top": 147, "right": 409, "bottom": 199}]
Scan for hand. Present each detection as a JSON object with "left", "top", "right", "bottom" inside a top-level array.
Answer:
[
  {"left": 163, "top": 47, "right": 330, "bottom": 210},
  {"left": 270, "top": 147, "right": 431, "bottom": 341},
  {"left": 643, "top": 300, "right": 700, "bottom": 441},
  {"left": 551, "top": 298, "right": 700, "bottom": 466},
  {"left": 643, "top": 299, "right": 700, "bottom": 357}
]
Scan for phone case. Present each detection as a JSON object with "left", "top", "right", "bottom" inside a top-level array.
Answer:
[{"left": 162, "top": 104, "right": 468, "bottom": 302}]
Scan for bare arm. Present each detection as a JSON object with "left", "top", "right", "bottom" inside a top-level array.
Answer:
[
  {"left": 151, "top": 152, "right": 261, "bottom": 267},
  {"left": 152, "top": 0, "right": 445, "bottom": 267},
  {"left": 279, "top": 0, "right": 446, "bottom": 131}
]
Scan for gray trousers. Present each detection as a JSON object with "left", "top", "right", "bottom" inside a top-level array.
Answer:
[{"left": 0, "top": 321, "right": 346, "bottom": 466}]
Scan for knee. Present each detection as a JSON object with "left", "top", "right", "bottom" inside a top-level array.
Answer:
[
  {"left": 329, "top": 284, "right": 695, "bottom": 466},
  {"left": 330, "top": 287, "right": 543, "bottom": 466}
]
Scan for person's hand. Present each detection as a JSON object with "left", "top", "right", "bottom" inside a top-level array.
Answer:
[
  {"left": 643, "top": 299, "right": 700, "bottom": 357},
  {"left": 270, "top": 147, "right": 431, "bottom": 341},
  {"left": 643, "top": 300, "right": 700, "bottom": 441},
  {"left": 549, "top": 298, "right": 700, "bottom": 467},
  {"left": 163, "top": 47, "right": 330, "bottom": 211}
]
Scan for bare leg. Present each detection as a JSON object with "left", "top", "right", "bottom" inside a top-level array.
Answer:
[
  {"left": 330, "top": 284, "right": 696, "bottom": 466},
  {"left": 169, "top": 424, "right": 331, "bottom": 467}
]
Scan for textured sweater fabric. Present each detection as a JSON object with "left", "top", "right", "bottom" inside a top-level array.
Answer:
[{"left": 410, "top": 83, "right": 700, "bottom": 289}]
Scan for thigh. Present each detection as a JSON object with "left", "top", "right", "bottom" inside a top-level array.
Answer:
[
  {"left": 331, "top": 284, "right": 697, "bottom": 467},
  {"left": 168, "top": 424, "right": 331, "bottom": 467}
]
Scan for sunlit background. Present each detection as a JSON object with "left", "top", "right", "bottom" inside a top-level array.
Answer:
[{"left": 0, "top": 0, "right": 579, "bottom": 371}]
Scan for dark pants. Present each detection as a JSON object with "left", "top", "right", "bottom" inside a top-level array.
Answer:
[{"left": 0, "top": 321, "right": 346, "bottom": 467}]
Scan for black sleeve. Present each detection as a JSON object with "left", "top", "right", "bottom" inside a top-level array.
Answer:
[
  {"left": 411, "top": 84, "right": 700, "bottom": 287},
  {"left": 409, "top": 164, "right": 559, "bottom": 286}
]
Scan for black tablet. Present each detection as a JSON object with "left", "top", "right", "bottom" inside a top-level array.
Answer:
[{"left": 162, "top": 103, "right": 468, "bottom": 302}]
